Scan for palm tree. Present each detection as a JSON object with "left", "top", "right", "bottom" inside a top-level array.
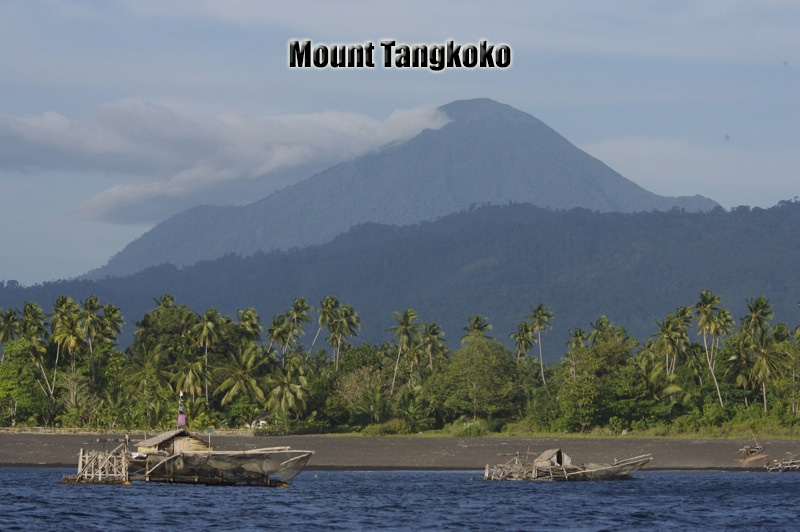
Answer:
[
  {"left": 169, "top": 353, "right": 205, "bottom": 401},
  {"left": 509, "top": 321, "right": 535, "bottom": 363},
  {"left": 214, "top": 341, "right": 267, "bottom": 406},
  {"left": 741, "top": 296, "right": 774, "bottom": 339},
  {"left": 100, "top": 304, "right": 124, "bottom": 348},
  {"left": 328, "top": 304, "right": 360, "bottom": 370},
  {"left": 652, "top": 310, "right": 689, "bottom": 376},
  {"left": 310, "top": 295, "right": 339, "bottom": 354},
  {"left": 0, "top": 307, "right": 20, "bottom": 361},
  {"left": 79, "top": 295, "right": 103, "bottom": 381},
  {"left": 588, "top": 316, "right": 612, "bottom": 345},
  {"left": 125, "top": 341, "right": 172, "bottom": 397},
  {"left": 750, "top": 332, "right": 784, "bottom": 413},
  {"left": 191, "top": 309, "right": 222, "bottom": 404},
  {"left": 726, "top": 331, "right": 755, "bottom": 406},
  {"left": 20, "top": 302, "right": 47, "bottom": 342},
  {"left": 45, "top": 296, "right": 80, "bottom": 397},
  {"left": 388, "top": 309, "right": 422, "bottom": 395},
  {"left": 420, "top": 322, "right": 446, "bottom": 371},
  {"left": 267, "top": 314, "right": 290, "bottom": 358},
  {"left": 236, "top": 307, "right": 262, "bottom": 341},
  {"left": 53, "top": 309, "right": 82, "bottom": 378},
  {"left": 567, "top": 328, "right": 586, "bottom": 352},
  {"left": 18, "top": 302, "right": 50, "bottom": 397},
  {"left": 283, "top": 298, "right": 312, "bottom": 356},
  {"left": 693, "top": 290, "right": 726, "bottom": 408},
  {"left": 265, "top": 357, "right": 309, "bottom": 421},
  {"left": 528, "top": 304, "right": 554, "bottom": 388},
  {"left": 461, "top": 314, "right": 492, "bottom": 341}
]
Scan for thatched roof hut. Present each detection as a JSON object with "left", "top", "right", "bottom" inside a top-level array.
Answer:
[{"left": 136, "top": 429, "right": 212, "bottom": 455}]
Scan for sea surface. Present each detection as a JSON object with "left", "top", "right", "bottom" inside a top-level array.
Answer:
[{"left": 0, "top": 468, "right": 798, "bottom": 531}]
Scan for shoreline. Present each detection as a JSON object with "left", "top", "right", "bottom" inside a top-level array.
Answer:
[{"left": 2, "top": 432, "right": 797, "bottom": 470}]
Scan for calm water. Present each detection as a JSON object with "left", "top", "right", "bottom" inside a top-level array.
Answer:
[{"left": 0, "top": 468, "right": 798, "bottom": 530}]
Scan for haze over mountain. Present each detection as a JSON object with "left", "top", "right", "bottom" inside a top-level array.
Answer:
[{"left": 88, "top": 98, "right": 718, "bottom": 279}]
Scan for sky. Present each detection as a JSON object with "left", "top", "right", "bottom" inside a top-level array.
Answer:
[{"left": 0, "top": 1, "right": 798, "bottom": 286}]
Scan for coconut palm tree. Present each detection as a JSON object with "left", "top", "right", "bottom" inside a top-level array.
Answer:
[
  {"left": 652, "top": 310, "right": 689, "bottom": 376},
  {"left": 236, "top": 307, "right": 262, "bottom": 341},
  {"left": 214, "top": 340, "right": 267, "bottom": 406},
  {"left": 528, "top": 304, "right": 553, "bottom": 388},
  {"left": 169, "top": 353, "right": 205, "bottom": 401},
  {"left": 283, "top": 298, "right": 312, "bottom": 356},
  {"left": 567, "top": 328, "right": 587, "bottom": 352},
  {"left": 509, "top": 320, "right": 535, "bottom": 363},
  {"left": 45, "top": 296, "right": 80, "bottom": 398},
  {"left": 125, "top": 341, "right": 172, "bottom": 398},
  {"left": 388, "top": 309, "right": 422, "bottom": 395},
  {"left": 310, "top": 295, "right": 339, "bottom": 354},
  {"left": 461, "top": 314, "right": 492, "bottom": 341},
  {"left": 0, "top": 307, "right": 20, "bottom": 361},
  {"left": 265, "top": 357, "right": 309, "bottom": 421},
  {"left": 741, "top": 296, "right": 774, "bottom": 339},
  {"left": 79, "top": 295, "right": 104, "bottom": 382},
  {"left": 191, "top": 308, "right": 222, "bottom": 404},
  {"left": 267, "top": 314, "right": 290, "bottom": 357},
  {"left": 328, "top": 304, "right": 360, "bottom": 370},
  {"left": 588, "top": 316, "right": 612, "bottom": 345},
  {"left": 420, "top": 322, "right": 446, "bottom": 371},
  {"left": 20, "top": 302, "right": 47, "bottom": 342},
  {"left": 693, "top": 290, "right": 727, "bottom": 408},
  {"left": 726, "top": 331, "right": 755, "bottom": 406},
  {"left": 100, "top": 304, "right": 124, "bottom": 348},
  {"left": 749, "top": 328, "right": 787, "bottom": 413}
]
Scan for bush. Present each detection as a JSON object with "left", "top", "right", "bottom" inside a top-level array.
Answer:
[{"left": 361, "top": 418, "right": 411, "bottom": 436}]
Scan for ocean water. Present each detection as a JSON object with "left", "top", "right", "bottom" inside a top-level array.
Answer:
[{"left": 0, "top": 468, "right": 798, "bottom": 531}]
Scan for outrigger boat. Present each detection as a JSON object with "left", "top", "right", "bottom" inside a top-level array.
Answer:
[
  {"left": 767, "top": 453, "right": 800, "bottom": 473},
  {"left": 62, "top": 429, "right": 314, "bottom": 487},
  {"left": 477, "top": 448, "right": 652, "bottom": 481}
]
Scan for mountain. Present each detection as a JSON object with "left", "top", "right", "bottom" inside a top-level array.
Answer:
[
  {"left": 87, "top": 98, "right": 717, "bottom": 279},
  {"left": 7, "top": 201, "right": 797, "bottom": 361}
]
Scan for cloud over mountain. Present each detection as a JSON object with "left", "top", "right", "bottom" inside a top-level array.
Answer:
[{"left": 0, "top": 100, "right": 449, "bottom": 223}]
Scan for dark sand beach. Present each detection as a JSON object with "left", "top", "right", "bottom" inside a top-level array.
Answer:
[{"left": 1, "top": 431, "right": 796, "bottom": 470}]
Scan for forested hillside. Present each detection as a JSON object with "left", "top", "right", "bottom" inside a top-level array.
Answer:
[
  {"left": 88, "top": 98, "right": 717, "bottom": 278},
  {"left": 2, "top": 200, "right": 798, "bottom": 359}
]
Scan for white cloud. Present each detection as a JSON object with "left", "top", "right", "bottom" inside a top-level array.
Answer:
[
  {"left": 582, "top": 136, "right": 799, "bottom": 209},
  {"left": 0, "top": 100, "right": 449, "bottom": 223}
]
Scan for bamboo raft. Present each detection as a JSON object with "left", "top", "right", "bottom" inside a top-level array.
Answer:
[{"left": 477, "top": 448, "right": 653, "bottom": 482}]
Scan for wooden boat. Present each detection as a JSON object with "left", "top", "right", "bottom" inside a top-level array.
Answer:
[
  {"left": 766, "top": 453, "right": 800, "bottom": 473},
  {"left": 477, "top": 448, "right": 652, "bottom": 482},
  {"left": 737, "top": 432, "right": 768, "bottom": 466},
  {"left": 62, "top": 429, "right": 314, "bottom": 487}
]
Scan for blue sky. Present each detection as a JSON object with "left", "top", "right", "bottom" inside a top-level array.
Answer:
[{"left": 0, "top": 1, "right": 798, "bottom": 285}]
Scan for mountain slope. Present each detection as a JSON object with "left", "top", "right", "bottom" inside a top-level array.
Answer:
[
  {"left": 9, "top": 201, "right": 797, "bottom": 361},
  {"left": 89, "top": 98, "right": 717, "bottom": 278}
]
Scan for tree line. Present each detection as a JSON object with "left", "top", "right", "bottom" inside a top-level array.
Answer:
[{"left": 1, "top": 290, "right": 799, "bottom": 435}]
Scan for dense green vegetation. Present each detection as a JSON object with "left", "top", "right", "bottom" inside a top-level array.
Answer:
[
  {"left": 1, "top": 290, "right": 798, "bottom": 437},
  {"left": 3, "top": 200, "right": 799, "bottom": 359}
]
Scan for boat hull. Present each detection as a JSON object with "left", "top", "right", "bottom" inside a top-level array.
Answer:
[{"left": 138, "top": 449, "right": 314, "bottom": 485}]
